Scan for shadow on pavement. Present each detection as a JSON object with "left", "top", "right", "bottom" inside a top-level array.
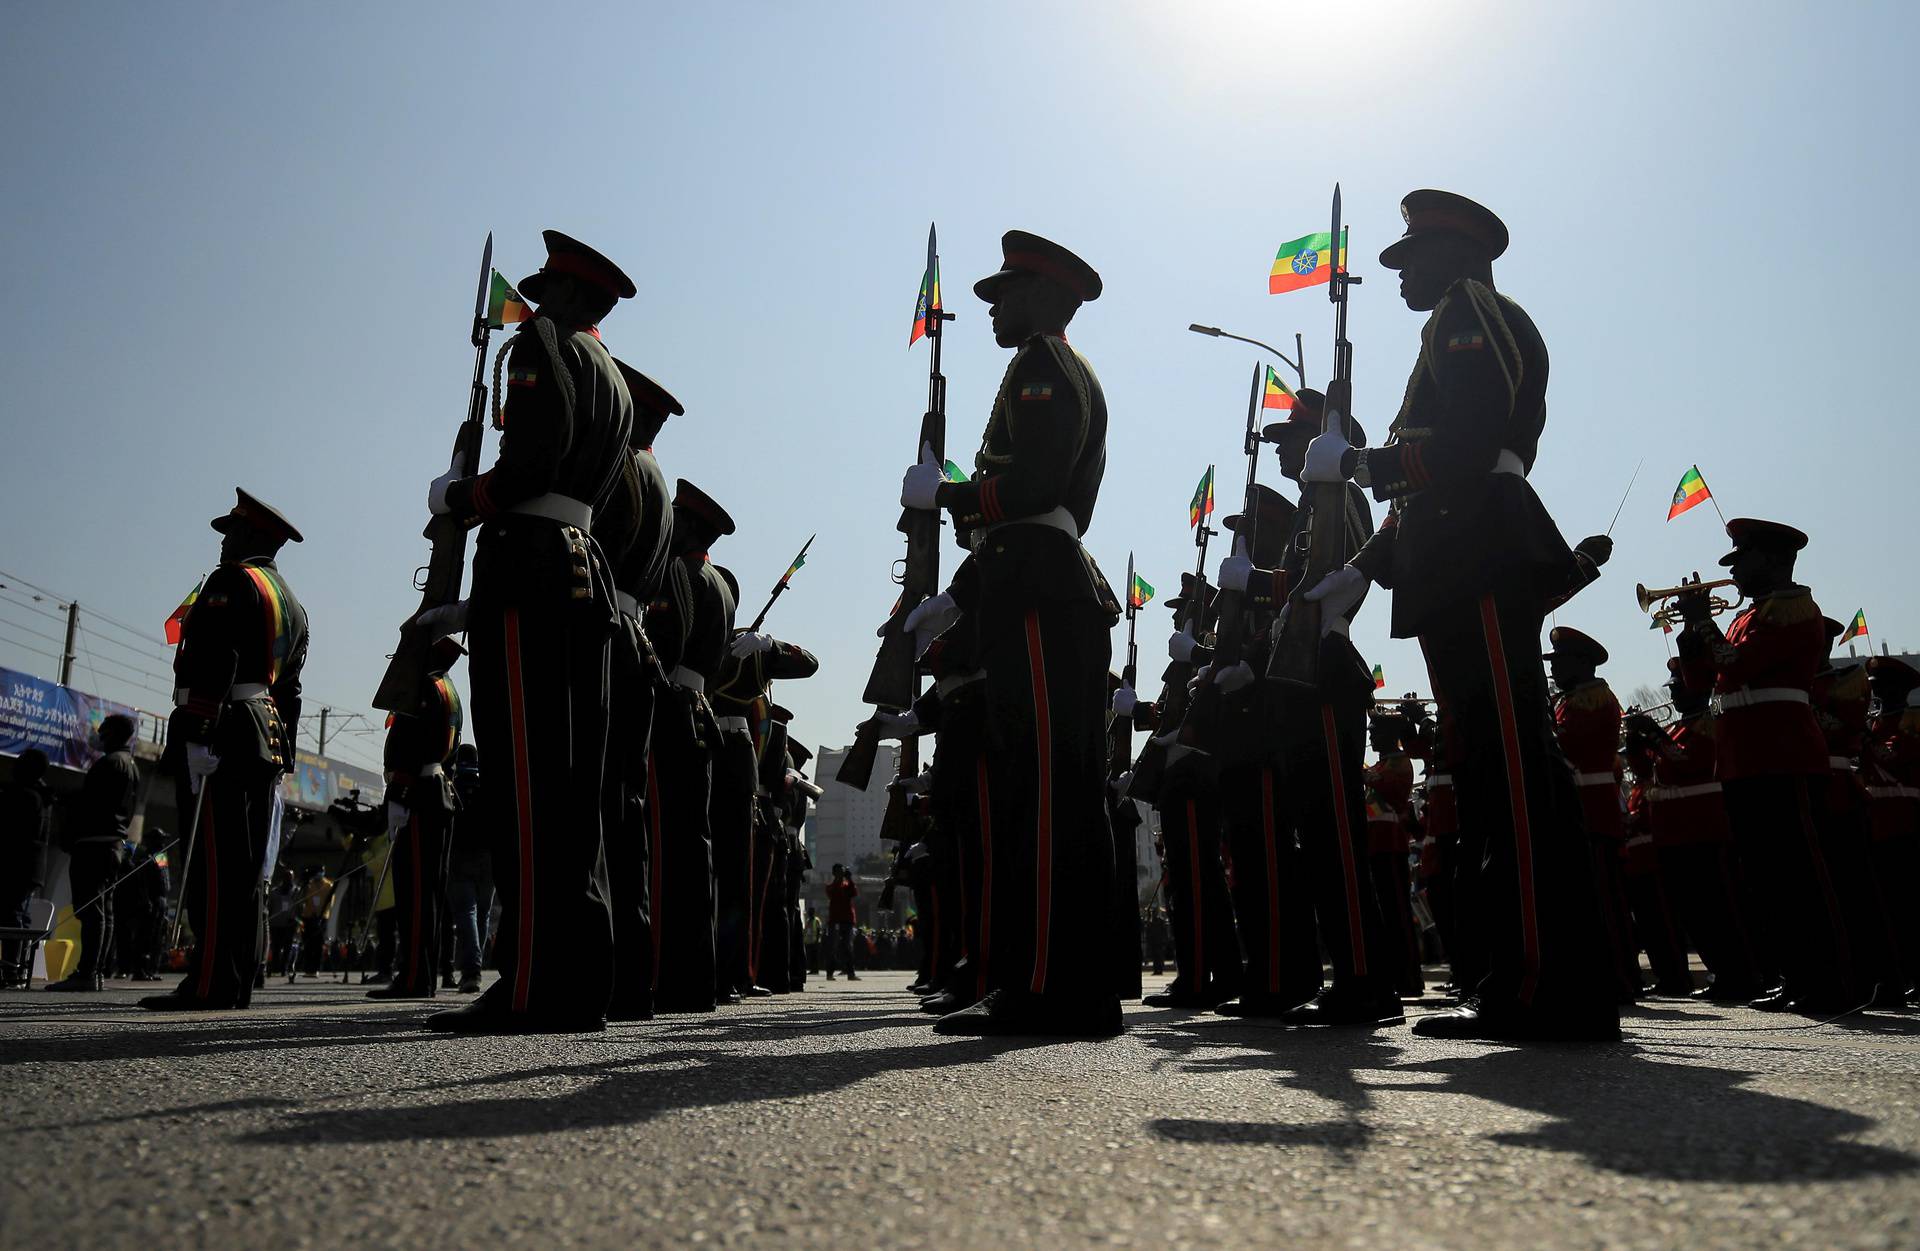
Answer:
[{"left": 1136, "top": 1021, "right": 1917, "bottom": 1184}]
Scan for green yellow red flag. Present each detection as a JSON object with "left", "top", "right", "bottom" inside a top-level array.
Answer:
[
  {"left": 1189, "top": 466, "right": 1215, "bottom": 529},
  {"left": 163, "top": 578, "right": 202, "bottom": 645},
  {"left": 1263, "top": 365, "right": 1295, "bottom": 411},
  {"left": 1270, "top": 228, "right": 1348, "bottom": 294},
  {"left": 1371, "top": 664, "right": 1385, "bottom": 690},
  {"left": 486, "top": 270, "right": 531, "bottom": 330},
  {"left": 1667, "top": 466, "right": 1711, "bottom": 520},
  {"left": 1129, "top": 571, "right": 1155, "bottom": 610},
  {"left": 910, "top": 223, "right": 941, "bottom": 346},
  {"left": 1840, "top": 609, "right": 1868, "bottom": 643}
]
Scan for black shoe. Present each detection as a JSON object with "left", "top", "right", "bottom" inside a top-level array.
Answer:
[
  {"left": 1213, "top": 995, "right": 1302, "bottom": 1019},
  {"left": 1749, "top": 989, "right": 1796, "bottom": 1012},
  {"left": 825, "top": 973, "right": 835, "bottom": 980},
  {"left": 1143, "top": 982, "right": 1234, "bottom": 1011},
  {"left": 932, "top": 989, "right": 1124, "bottom": 1038},
  {"left": 1694, "top": 979, "right": 1763, "bottom": 1003},
  {"left": 46, "top": 973, "right": 103, "bottom": 992},
  {"left": 457, "top": 974, "right": 482, "bottom": 994},
  {"left": 1649, "top": 979, "right": 1697, "bottom": 998},
  {"left": 1278, "top": 990, "right": 1405, "bottom": 1028},
  {"left": 741, "top": 985, "right": 774, "bottom": 998},
  {"left": 715, "top": 991, "right": 741, "bottom": 1006},
  {"left": 423, "top": 998, "right": 604, "bottom": 1034},
  {"left": 366, "top": 984, "right": 435, "bottom": 1000},
  {"left": 906, "top": 980, "right": 931, "bottom": 995},
  {"left": 920, "top": 989, "right": 976, "bottom": 1016},
  {"left": 846, "top": 972, "right": 860, "bottom": 981},
  {"left": 607, "top": 998, "right": 655, "bottom": 1022},
  {"left": 441, "top": 974, "right": 457, "bottom": 990}
]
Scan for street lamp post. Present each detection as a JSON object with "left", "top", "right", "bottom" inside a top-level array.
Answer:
[{"left": 1187, "top": 324, "right": 1308, "bottom": 390}]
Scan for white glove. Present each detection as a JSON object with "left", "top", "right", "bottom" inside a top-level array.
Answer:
[
  {"left": 1217, "top": 536, "right": 1253, "bottom": 594},
  {"left": 185, "top": 743, "right": 221, "bottom": 794},
  {"left": 385, "top": 800, "right": 410, "bottom": 836},
  {"left": 1300, "top": 427, "right": 1354, "bottom": 484},
  {"left": 730, "top": 631, "right": 776, "bottom": 658},
  {"left": 1303, "top": 565, "right": 1368, "bottom": 636},
  {"left": 900, "top": 591, "right": 960, "bottom": 656},
  {"left": 1212, "top": 661, "right": 1257, "bottom": 694},
  {"left": 427, "top": 450, "right": 471, "bottom": 516},
  {"left": 1110, "top": 770, "right": 1134, "bottom": 797},
  {"left": 410, "top": 600, "right": 469, "bottom": 637},
  {"left": 1168, "top": 626, "right": 1199, "bottom": 663},
  {"left": 872, "top": 709, "right": 920, "bottom": 741},
  {"left": 900, "top": 441, "right": 945, "bottom": 511},
  {"left": 1111, "top": 686, "right": 1138, "bottom": 718}
]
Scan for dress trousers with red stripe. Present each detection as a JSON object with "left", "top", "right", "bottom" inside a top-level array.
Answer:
[{"left": 1552, "top": 679, "right": 1641, "bottom": 998}]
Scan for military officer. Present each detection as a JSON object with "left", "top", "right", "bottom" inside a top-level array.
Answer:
[
  {"left": 142, "top": 490, "right": 308, "bottom": 1012},
  {"left": 1544, "top": 626, "right": 1641, "bottom": 1001},
  {"left": 1675, "top": 519, "right": 1867, "bottom": 1014},
  {"left": 1212, "top": 389, "right": 1396, "bottom": 1024},
  {"left": 421, "top": 230, "right": 635, "bottom": 1033},
  {"left": 1296, "top": 190, "right": 1620, "bottom": 1041},
  {"left": 900, "top": 231, "right": 1123, "bottom": 1037},
  {"left": 648, "top": 480, "right": 737, "bottom": 1013},
  {"left": 369, "top": 636, "right": 463, "bottom": 1000},
  {"left": 593, "top": 359, "right": 681, "bottom": 1021}
]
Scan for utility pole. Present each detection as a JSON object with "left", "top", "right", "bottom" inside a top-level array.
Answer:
[
  {"left": 59, "top": 601, "right": 78, "bottom": 686},
  {"left": 317, "top": 706, "right": 330, "bottom": 757}
]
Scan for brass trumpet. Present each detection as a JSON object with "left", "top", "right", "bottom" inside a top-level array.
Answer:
[{"left": 1636, "top": 577, "right": 1742, "bottom": 626}]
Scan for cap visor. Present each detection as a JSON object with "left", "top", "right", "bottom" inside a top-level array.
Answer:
[{"left": 973, "top": 270, "right": 1015, "bottom": 302}]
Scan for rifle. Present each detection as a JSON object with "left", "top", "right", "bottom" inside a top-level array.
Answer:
[
  {"left": 1125, "top": 468, "right": 1218, "bottom": 804},
  {"left": 841, "top": 223, "right": 950, "bottom": 788},
  {"left": 372, "top": 233, "right": 497, "bottom": 713},
  {"left": 746, "top": 535, "right": 814, "bottom": 633},
  {"left": 1175, "top": 361, "right": 1267, "bottom": 760},
  {"left": 1271, "top": 184, "right": 1359, "bottom": 689}
]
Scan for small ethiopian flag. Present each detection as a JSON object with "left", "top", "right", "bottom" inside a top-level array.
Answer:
[
  {"left": 910, "top": 223, "right": 942, "bottom": 346},
  {"left": 1129, "top": 571, "right": 1155, "bottom": 610},
  {"left": 1840, "top": 609, "right": 1868, "bottom": 643},
  {"left": 941, "top": 459, "right": 969, "bottom": 483},
  {"left": 778, "top": 536, "right": 815, "bottom": 586},
  {"left": 486, "top": 270, "right": 532, "bottom": 329},
  {"left": 1371, "top": 664, "right": 1386, "bottom": 690},
  {"left": 1189, "top": 465, "right": 1215, "bottom": 530},
  {"left": 1667, "top": 465, "right": 1712, "bottom": 520},
  {"left": 1263, "top": 365, "right": 1295, "bottom": 411},
  {"left": 1270, "top": 228, "right": 1348, "bottom": 294},
  {"left": 164, "top": 578, "right": 202, "bottom": 645}
]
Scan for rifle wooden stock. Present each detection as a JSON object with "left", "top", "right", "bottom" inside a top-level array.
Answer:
[
  {"left": 879, "top": 735, "right": 921, "bottom": 844},
  {"left": 836, "top": 718, "right": 884, "bottom": 791}
]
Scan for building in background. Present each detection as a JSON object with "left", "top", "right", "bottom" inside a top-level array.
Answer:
[{"left": 807, "top": 743, "right": 897, "bottom": 877}]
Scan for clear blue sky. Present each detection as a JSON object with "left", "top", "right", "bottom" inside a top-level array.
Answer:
[{"left": 2, "top": 2, "right": 1914, "bottom": 770}]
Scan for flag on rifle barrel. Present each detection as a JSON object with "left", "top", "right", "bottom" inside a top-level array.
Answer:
[
  {"left": 779, "top": 547, "right": 809, "bottom": 586},
  {"left": 941, "top": 459, "right": 969, "bottom": 483},
  {"left": 486, "top": 270, "right": 532, "bottom": 329},
  {"left": 1841, "top": 609, "right": 1869, "bottom": 643},
  {"left": 1263, "top": 365, "right": 1295, "bottom": 411},
  {"left": 1270, "top": 228, "right": 1348, "bottom": 294},
  {"left": 1371, "top": 663, "right": 1386, "bottom": 690},
  {"left": 1667, "top": 465, "right": 1711, "bottom": 520},
  {"left": 163, "top": 578, "right": 202, "bottom": 645},
  {"left": 910, "top": 224, "right": 942, "bottom": 346},
  {"left": 1189, "top": 466, "right": 1215, "bottom": 529},
  {"left": 1129, "top": 571, "right": 1155, "bottom": 609}
]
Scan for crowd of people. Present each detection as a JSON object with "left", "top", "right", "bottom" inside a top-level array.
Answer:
[{"left": 10, "top": 196, "right": 1917, "bottom": 1046}]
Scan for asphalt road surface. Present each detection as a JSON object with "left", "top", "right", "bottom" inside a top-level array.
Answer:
[{"left": 3, "top": 971, "right": 1917, "bottom": 1249}]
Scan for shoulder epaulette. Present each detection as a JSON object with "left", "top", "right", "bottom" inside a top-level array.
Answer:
[{"left": 1756, "top": 587, "right": 1819, "bottom": 628}]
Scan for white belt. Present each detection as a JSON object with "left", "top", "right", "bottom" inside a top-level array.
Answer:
[
  {"left": 1492, "top": 449, "right": 1525, "bottom": 477},
  {"left": 507, "top": 492, "right": 592, "bottom": 532},
  {"left": 1650, "top": 782, "right": 1722, "bottom": 802},
  {"left": 669, "top": 665, "right": 705, "bottom": 693},
  {"left": 716, "top": 715, "right": 749, "bottom": 734},
  {"left": 1574, "top": 770, "right": 1618, "bottom": 787},
  {"left": 419, "top": 763, "right": 444, "bottom": 778},
  {"left": 616, "top": 590, "right": 641, "bottom": 617},
  {"left": 1829, "top": 756, "right": 1856, "bottom": 771},
  {"left": 1867, "top": 785, "right": 1920, "bottom": 800},
  {"left": 983, "top": 505, "right": 1079, "bottom": 541},
  {"left": 937, "top": 669, "right": 987, "bottom": 698},
  {"left": 174, "top": 682, "right": 269, "bottom": 706},
  {"left": 1714, "top": 686, "right": 1809, "bottom": 713},
  {"left": 1427, "top": 773, "right": 1453, "bottom": 788}
]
